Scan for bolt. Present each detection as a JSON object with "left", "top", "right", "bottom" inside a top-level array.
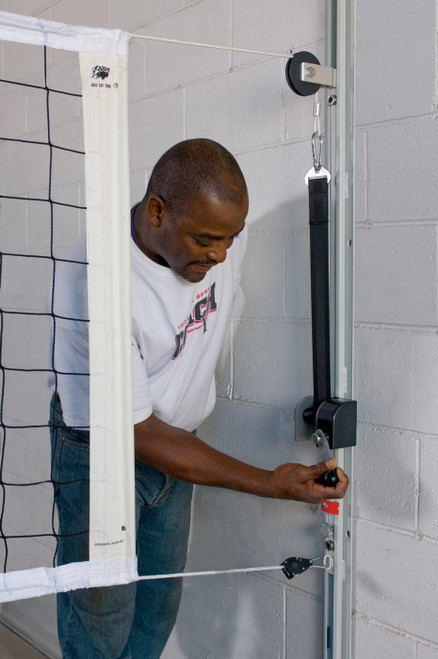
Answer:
[
  {"left": 328, "top": 94, "right": 337, "bottom": 106},
  {"left": 113, "top": 83, "right": 119, "bottom": 89},
  {"left": 306, "top": 66, "right": 316, "bottom": 78},
  {"left": 322, "top": 502, "right": 328, "bottom": 511}
]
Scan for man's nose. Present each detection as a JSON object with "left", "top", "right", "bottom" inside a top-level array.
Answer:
[{"left": 206, "top": 241, "right": 228, "bottom": 264}]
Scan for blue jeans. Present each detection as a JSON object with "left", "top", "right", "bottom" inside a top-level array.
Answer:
[{"left": 50, "top": 394, "right": 193, "bottom": 659}]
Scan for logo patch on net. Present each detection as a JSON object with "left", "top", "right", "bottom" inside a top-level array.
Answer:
[{"left": 92, "top": 65, "right": 110, "bottom": 80}]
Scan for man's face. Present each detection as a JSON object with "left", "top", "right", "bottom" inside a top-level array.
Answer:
[{"left": 152, "top": 194, "right": 248, "bottom": 283}]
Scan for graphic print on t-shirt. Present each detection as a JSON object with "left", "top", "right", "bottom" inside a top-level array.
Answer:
[{"left": 172, "top": 283, "right": 217, "bottom": 359}]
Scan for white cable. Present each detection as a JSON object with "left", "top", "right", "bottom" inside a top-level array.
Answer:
[
  {"left": 138, "top": 565, "right": 283, "bottom": 581},
  {"left": 130, "top": 33, "right": 291, "bottom": 59}
]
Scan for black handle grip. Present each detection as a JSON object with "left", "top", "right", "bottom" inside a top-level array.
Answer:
[{"left": 315, "top": 468, "right": 339, "bottom": 488}]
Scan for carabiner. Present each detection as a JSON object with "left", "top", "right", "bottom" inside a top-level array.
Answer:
[{"left": 312, "top": 131, "right": 323, "bottom": 173}]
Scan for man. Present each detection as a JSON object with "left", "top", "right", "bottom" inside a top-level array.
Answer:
[{"left": 50, "top": 138, "right": 349, "bottom": 658}]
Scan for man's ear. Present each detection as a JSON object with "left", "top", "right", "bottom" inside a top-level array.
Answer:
[{"left": 147, "top": 195, "right": 165, "bottom": 227}]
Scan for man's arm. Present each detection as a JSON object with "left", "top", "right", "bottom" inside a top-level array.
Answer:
[{"left": 134, "top": 414, "right": 349, "bottom": 505}]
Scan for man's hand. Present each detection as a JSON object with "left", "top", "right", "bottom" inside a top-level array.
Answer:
[
  {"left": 262, "top": 458, "right": 349, "bottom": 504},
  {"left": 134, "top": 415, "right": 349, "bottom": 502}
]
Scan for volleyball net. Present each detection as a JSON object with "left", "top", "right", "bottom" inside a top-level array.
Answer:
[{"left": 0, "top": 11, "right": 136, "bottom": 602}]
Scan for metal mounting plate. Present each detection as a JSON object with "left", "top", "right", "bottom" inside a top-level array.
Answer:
[
  {"left": 300, "top": 62, "right": 337, "bottom": 88},
  {"left": 294, "top": 395, "right": 314, "bottom": 442}
]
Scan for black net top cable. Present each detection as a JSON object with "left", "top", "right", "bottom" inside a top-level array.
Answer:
[{"left": 0, "top": 45, "right": 90, "bottom": 572}]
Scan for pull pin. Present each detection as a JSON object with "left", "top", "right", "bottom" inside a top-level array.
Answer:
[{"left": 312, "top": 429, "right": 339, "bottom": 488}]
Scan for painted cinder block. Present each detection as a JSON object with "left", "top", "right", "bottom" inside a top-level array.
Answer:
[
  {"left": 0, "top": 596, "right": 60, "bottom": 658},
  {"left": 240, "top": 230, "right": 287, "bottom": 319},
  {"left": 1, "top": 482, "right": 54, "bottom": 539},
  {"left": 111, "top": 0, "right": 183, "bottom": 32},
  {"left": 1, "top": 41, "right": 45, "bottom": 86},
  {"left": 238, "top": 141, "right": 309, "bottom": 233},
  {"left": 0, "top": 253, "right": 52, "bottom": 313},
  {"left": 355, "top": 0, "right": 436, "bottom": 126},
  {"left": 418, "top": 644, "right": 438, "bottom": 658},
  {"left": 46, "top": 55, "right": 81, "bottom": 97},
  {"left": 50, "top": 118, "right": 85, "bottom": 156},
  {"left": 143, "top": 1, "right": 231, "bottom": 95},
  {"left": 25, "top": 0, "right": 51, "bottom": 13},
  {"left": 285, "top": 229, "right": 311, "bottom": 320},
  {"left": 1, "top": 534, "right": 57, "bottom": 573},
  {"left": 2, "top": 371, "right": 51, "bottom": 426},
  {"left": 355, "top": 224, "right": 438, "bottom": 326},
  {"left": 0, "top": 199, "right": 42, "bottom": 255},
  {"left": 50, "top": 0, "right": 110, "bottom": 29},
  {"left": 165, "top": 573, "right": 284, "bottom": 659},
  {"left": 355, "top": 327, "right": 438, "bottom": 435},
  {"left": 233, "top": 318, "right": 312, "bottom": 409},
  {"left": 354, "top": 129, "right": 367, "bottom": 224},
  {"left": 51, "top": 149, "right": 84, "bottom": 195},
  {"left": 186, "top": 58, "right": 285, "bottom": 153},
  {"left": 0, "top": 82, "right": 26, "bottom": 139},
  {"left": 1, "top": 428, "right": 51, "bottom": 483},
  {"left": 0, "top": 0, "right": 25, "bottom": 14},
  {"left": 285, "top": 590, "right": 324, "bottom": 659},
  {"left": 127, "top": 38, "right": 147, "bottom": 102},
  {"left": 52, "top": 203, "right": 85, "bottom": 253},
  {"left": 3, "top": 141, "right": 49, "bottom": 197},
  {"left": 367, "top": 116, "right": 438, "bottom": 224},
  {"left": 355, "top": 520, "right": 438, "bottom": 643},
  {"left": 128, "top": 89, "right": 184, "bottom": 171},
  {"left": 419, "top": 437, "right": 438, "bottom": 541},
  {"left": 354, "top": 424, "right": 418, "bottom": 532},
  {"left": 232, "top": 0, "right": 324, "bottom": 68},
  {"left": 1, "top": 314, "right": 51, "bottom": 371},
  {"left": 25, "top": 85, "right": 50, "bottom": 137},
  {"left": 353, "top": 617, "right": 415, "bottom": 659}
]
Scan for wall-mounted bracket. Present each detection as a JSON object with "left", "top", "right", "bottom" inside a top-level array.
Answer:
[
  {"left": 295, "top": 396, "right": 357, "bottom": 450},
  {"left": 285, "top": 51, "right": 336, "bottom": 96},
  {"left": 301, "top": 62, "right": 337, "bottom": 88}
]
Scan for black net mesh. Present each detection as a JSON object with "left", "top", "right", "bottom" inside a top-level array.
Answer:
[{"left": 0, "top": 43, "right": 88, "bottom": 573}]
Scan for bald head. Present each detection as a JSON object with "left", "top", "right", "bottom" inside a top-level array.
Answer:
[{"left": 144, "top": 139, "right": 248, "bottom": 217}]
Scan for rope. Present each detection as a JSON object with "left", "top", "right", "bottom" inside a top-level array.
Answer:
[
  {"left": 130, "top": 33, "right": 292, "bottom": 59},
  {"left": 138, "top": 565, "right": 283, "bottom": 581}
]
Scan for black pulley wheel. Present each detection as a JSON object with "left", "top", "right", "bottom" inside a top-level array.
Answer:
[{"left": 285, "top": 51, "right": 321, "bottom": 96}]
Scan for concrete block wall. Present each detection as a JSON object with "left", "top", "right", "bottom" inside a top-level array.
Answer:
[
  {"left": 2, "top": 1, "right": 437, "bottom": 658},
  {"left": 0, "top": 1, "right": 328, "bottom": 657},
  {"left": 353, "top": 1, "right": 438, "bottom": 657}
]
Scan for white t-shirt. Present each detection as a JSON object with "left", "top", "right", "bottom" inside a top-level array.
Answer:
[{"left": 49, "top": 228, "right": 247, "bottom": 432}]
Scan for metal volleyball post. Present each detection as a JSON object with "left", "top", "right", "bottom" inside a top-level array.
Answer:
[
  {"left": 325, "top": 2, "right": 356, "bottom": 657},
  {"left": 286, "top": 0, "right": 356, "bottom": 656}
]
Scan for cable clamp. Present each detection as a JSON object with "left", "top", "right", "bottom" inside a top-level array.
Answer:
[{"left": 281, "top": 553, "right": 333, "bottom": 580}]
